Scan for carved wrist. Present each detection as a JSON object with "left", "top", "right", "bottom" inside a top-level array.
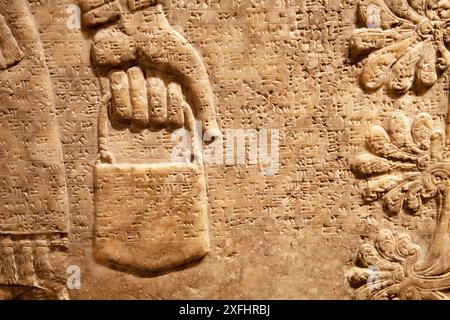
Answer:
[{"left": 78, "top": 0, "right": 159, "bottom": 28}]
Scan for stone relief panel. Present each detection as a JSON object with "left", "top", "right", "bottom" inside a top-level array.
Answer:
[{"left": 0, "top": 0, "right": 447, "bottom": 300}]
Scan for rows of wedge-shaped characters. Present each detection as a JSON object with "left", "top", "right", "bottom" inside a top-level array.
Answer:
[{"left": 0, "top": 0, "right": 70, "bottom": 299}]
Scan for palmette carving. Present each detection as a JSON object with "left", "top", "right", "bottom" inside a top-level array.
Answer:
[
  {"left": 349, "top": 111, "right": 450, "bottom": 300},
  {"left": 80, "top": 0, "right": 218, "bottom": 274},
  {"left": 352, "top": 112, "right": 446, "bottom": 216},
  {"left": 347, "top": 229, "right": 426, "bottom": 300},
  {"left": 351, "top": 0, "right": 450, "bottom": 93}
]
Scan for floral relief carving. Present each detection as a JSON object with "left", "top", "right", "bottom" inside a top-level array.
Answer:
[
  {"left": 351, "top": 0, "right": 450, "bottom": 93},
  {"left": 348, "top": 111, "right": 450, "bottom": 300}
]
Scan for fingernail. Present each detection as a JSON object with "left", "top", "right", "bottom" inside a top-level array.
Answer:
[
  {"left": 149, "top": 77, "right": 163, "bottom": 88},
  {"left": 128, "top": 67, "right": 142, "bottom": 79},
  {"left": 111, "top": 71, "right": 125, "bottom": 85}
]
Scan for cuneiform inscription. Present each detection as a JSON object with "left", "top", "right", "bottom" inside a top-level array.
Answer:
[{"left": 94, "top": 163, "right": 209, "bottom": 274}]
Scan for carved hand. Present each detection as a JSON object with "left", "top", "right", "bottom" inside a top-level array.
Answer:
[{"left": 79, "top": 1, "right": 220, "bottom": 140}]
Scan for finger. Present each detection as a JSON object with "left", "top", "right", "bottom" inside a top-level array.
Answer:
[
  {"left": 127, "top": 67, "right": 149, "bottom": 128},
  {"left": 146, "top": 71, "right": 167, "bottom": 128},
  {"left": 166, "top": 81, "right": 186, "bottom": 130},
  {"left": 110, "top": 71, "right": 132, "bottom": 125},
  {"left": 139, "top": 25, "right": 220, "bottom": 141}
]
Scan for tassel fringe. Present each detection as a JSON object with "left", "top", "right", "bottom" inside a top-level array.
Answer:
[
  {"left": 0, "top": 235, "right": 66, "bottom": 288},
  {"left": 18, "top": 240, "right": 38, "bottom": 287},
  {"left": 35, "top": 240, "right": 54, "bottom": 276},
  {"left": 1, "top": 239, "right": 18, "bottom": 285}
]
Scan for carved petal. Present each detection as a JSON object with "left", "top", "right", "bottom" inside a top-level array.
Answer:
[
  {"left": 408, "top": 0, "right": 428, "bottom": 16},
  {"left": 360, "top": 36, "right": 417, "bottom": 90},
  {"left": 411, "top": 112, "right": 433, "bottom": 151},
  {"left": 416, "top": 41, "right": 438, "bottom": 88},
  {"left": 350, "top": 28, "right": 415, "bottom": 56},
  {"left": 352, "top": 153, "right": 393, "bottom": 176},
  {"left": 389, "top": 41, "right": 424, "bottom": 92},
  {"left": 395, "top": 233, "right": 421, "bottom": 258},
  {"left": 404, "top": 183, "right": 423, "bottom": 213},
  {"left": 364, "top": 174, "right": 406, "bottom": 201},
  {"left": 358, "top": 243, "right": 402, "bottom": 270},
  {"left": 347, "top": 266, "right": 394, "bottom": 287},
  {"left": 384, "top": 186, "right": 406, "bottom": 215},
  {"left": 435, "top": 39, "right": 450, "bottom": 71},
  {"left": 376, "top": 229, "right": 404, "bottom": 261},
  {"left": 369, "top": 283, "right": 400, "bottom": 299},
  {"left": 388, "top": 112, "right": 424, "bottom": 154},
  {"left": 430, "top": 130, "right": 445, "bottom": 161},
  {"left": 384, "top": 0, "right": 426, "bottom": 23},
  {"left": 367, "top": 125, "right": 417, "bottom": 162},
  {"left": 347, "top": 267, "right": 373, "bottom": 287}
]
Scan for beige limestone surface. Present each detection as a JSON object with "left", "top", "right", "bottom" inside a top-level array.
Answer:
[{"left": 0, "top": 0, "right": 449, "bottom": 300}]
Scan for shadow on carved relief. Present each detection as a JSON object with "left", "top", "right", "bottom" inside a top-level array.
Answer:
[{"left": 78, "top": 0, "right": 220, "bottom": 276}]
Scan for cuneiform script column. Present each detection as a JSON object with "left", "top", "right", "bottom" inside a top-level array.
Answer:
[{"left": 0, "top": 0, "right": 69, "bottom": 299}]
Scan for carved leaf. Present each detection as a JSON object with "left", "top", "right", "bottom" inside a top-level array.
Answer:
[
  {"left": 388, "top": 112, "right": 424, "bottom": 155},
  {"left": 364, "top": 173, "right": 406, "bottom": 201},
  {"left": 366, "top": 125, "right": 416, "bottom": 162},
  {"left": 349, "top": 229, "right": 425, "bottom": 300},
  {"left": 375, "top": 229, "right": 404, "bottom": 261},
  {"left": 404, "top": 185, "right": 423, "bottom": 213},
  {"left": 353, "top": 0, "right": 449, "bottom": 93},
  {"left": 352, "top": 153, "right": 393, "bottom": 176},
  {"left": 430, "top": 130, "right": 445, "bottom": 161},
  {"left": 384, "top": 0, "right": 425, "bottom": 22},
  {"left": 347, "top": 266, "right": 394, "bottom": 286},
  {"left": 395, "top": 233, "right": 421, "bottom": 258},
  {"left": 350, "top": 29, "right": 414, "bottom": 55},
  {"left": 408, "top": 0, "right": 427, "bottom": 15}
]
